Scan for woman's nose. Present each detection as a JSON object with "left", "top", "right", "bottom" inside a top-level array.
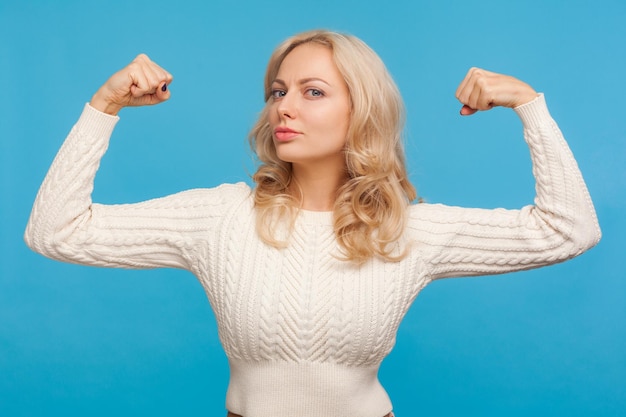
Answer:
[{"left": 277, "top": 92, "right": 296, "bottom": 119}]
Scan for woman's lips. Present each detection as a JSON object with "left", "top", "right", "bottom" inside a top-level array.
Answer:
[{"left": 274, "top": 127, "right": 300, "bottom": 142}]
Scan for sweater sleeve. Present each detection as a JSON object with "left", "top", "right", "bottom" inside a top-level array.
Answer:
[
  {"left": 24, "top": 104, "right": 251, "bottom": 270},
  {"left": 408, "top": 94, "right": 601, "bottom": 281}
]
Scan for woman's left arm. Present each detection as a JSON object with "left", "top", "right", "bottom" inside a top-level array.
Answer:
[{"left": 410, "top": 68, "right": 601, "bottom": 280}]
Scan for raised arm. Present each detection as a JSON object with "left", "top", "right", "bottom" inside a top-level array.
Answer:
[
  {"left": 24, "top": 56, "right": 242, "bottom": 270},
  {"left": 409, "top": 68, "right": 601, "bottom": 280}
]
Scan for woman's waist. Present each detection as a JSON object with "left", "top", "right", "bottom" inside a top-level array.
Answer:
[{"left": 225, "top": 359, "right": 393, "bottom": 417}]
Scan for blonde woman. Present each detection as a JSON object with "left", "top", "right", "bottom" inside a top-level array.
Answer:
[{"left": 25, "top": 30, "right": 600, "bottom": 417}]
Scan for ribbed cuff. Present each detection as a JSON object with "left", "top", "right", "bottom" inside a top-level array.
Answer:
[
  {"left": 514, "top": 93, "right": 553, "bottom": 128},
  {"left": 73, "top": 103, "right": 120, "bottom": 139}
]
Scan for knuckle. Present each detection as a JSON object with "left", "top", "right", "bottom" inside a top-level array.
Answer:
[
  {"left": 133, "top": 53, "right": 152, "bottom": 66},
  {"left": 475, "top": 76, "right": 489, "bottom": 89}
]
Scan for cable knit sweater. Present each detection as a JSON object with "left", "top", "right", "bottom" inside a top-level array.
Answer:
[{"left": 25, "top": 94, "right": 601, "bottom": 417}]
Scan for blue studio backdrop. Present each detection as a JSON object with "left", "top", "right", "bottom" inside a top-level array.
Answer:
[{"left": 1, "top": 1, "right": 624, "bottom": 416}]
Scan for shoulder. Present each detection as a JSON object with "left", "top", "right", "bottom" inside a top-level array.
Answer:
[
  {"left": 209, "top": 181, "right": 253, "bottom": 197},
  {"left": 117, "top": 182, "right": 253, "bottom": 218},
  {"left": 407, "top": 202, "right": 460, "bottom": 224},
  {"left": 173, "top": 182, "right": 253, "bottom": 209},
  {"left": 406, "top": 202, "right": 513, "bottom": 232}
]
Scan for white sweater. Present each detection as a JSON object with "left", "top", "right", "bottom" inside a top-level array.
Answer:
[{"left": 25, "top": 95, "right": 601, "bottom": 417}]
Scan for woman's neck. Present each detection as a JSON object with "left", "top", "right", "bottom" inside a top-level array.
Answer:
[{"left": 291, "top": 163, "right": 347, "bottom": 212}]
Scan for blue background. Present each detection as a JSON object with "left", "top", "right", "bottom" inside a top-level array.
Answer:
[{"left": 1, "top": 1, "right": 624, "bottom": 416}]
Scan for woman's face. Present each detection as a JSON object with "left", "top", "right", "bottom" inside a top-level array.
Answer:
[{"left": 268, "top": 43, "right": 351, "bottom": 171}]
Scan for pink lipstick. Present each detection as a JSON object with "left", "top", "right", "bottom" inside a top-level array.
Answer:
[{"left": 274, "top": 126, "right": 300, "bottom": 142}]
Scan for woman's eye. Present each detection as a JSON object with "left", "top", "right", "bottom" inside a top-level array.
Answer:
[
  {"left": 271, "top": 89, "right": 286, "bottom": 99},
  {"left": 306, "top": 88, "right": 324, "bottom": 97}
]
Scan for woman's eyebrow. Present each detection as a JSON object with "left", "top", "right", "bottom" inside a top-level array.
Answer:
[{"left": 272, "top": 77, "right": 332, "bottom": 87}]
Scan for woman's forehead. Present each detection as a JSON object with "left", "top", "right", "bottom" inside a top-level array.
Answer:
[{"left": 275, "top": 43, "right": 339, "bottom": 81}]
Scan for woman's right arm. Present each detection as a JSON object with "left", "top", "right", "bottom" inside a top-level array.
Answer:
[{"left": 24, "top": 55, "right": 238, "bottom": 270}]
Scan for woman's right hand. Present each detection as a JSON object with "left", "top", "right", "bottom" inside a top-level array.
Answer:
[{"left": 89, "top": 54, "right": 173, "bottom": 115}]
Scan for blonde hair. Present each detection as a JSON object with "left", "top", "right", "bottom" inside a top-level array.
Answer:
[{"left": 249, "top": 30, "right": 417, "bottom": 263}]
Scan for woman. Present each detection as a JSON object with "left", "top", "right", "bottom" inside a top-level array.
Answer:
[{"left": 25, "top": 30, "right": 601, "bottom": 417}]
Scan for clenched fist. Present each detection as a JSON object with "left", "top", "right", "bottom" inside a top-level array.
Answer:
[
  {"left": 90, "top": 54, "right": 173, "bottom": 115},
  {"left": 456, "top": 67, "right": 538, "bottom": 116}
]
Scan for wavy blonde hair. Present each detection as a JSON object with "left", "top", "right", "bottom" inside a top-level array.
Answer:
[{"left": 249, "top": 30, "right": 417, "bottom": 263}]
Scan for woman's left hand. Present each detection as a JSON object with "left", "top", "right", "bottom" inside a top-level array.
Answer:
[{"left": 455, "top": 67, "right": 538, "bottom": 116}]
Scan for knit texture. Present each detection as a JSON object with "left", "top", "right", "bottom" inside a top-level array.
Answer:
[{"left": 25, "top": 95, "right": 601, "bottom": 417}]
